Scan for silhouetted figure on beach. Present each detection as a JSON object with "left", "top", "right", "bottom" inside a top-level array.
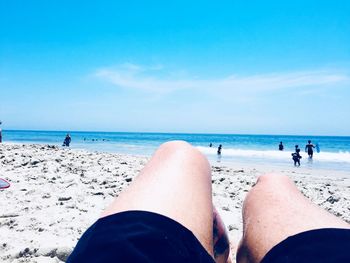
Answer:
[
  {"left": 279, "top": 142, "right": 284, "bottom": 151},
  {"left": 315, "top": 143, "right": 320, "bottom": 153},
  {"left": 305, "top": 140, "right": 315, "bottom": 158},
  {"left": 217, "top": 144, "right": 222, "bottom": 155},
  {"left": 0, "top": 121, "right": 2, "bottom": 143},
  {"left": 291, "top": 148, "right": 302, "bottom": 166},
  {"left": 209, "top": 143, "right": 212, "bottom": 147},
  {"left": 63, "top": 134, "right": 71, "bottom": 147}
]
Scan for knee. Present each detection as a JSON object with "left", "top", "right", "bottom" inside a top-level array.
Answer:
[
  {"left": 243, "top": 174, "right": 295, "bottom": 208},
  {"left": 156, "top": 140, "right": 210, "bottom": 169},
  {"left": 255, "top": 173, "right": 293, "bottom": 187},
  {"left": 158, "top": 140, "right": 192, "bottom": 152},
  {"left": 254, "top": 174, "right": 296, "bottom": 196},
  {"left": 157, "top": 140, "right": 200, "bottom": 158}
]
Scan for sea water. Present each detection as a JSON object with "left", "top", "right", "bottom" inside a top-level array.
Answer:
[{"left": 3, "top": 130, "right": 350, "bottom": 171}]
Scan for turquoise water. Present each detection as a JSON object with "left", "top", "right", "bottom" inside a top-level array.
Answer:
[{"left": 2, "top": 130, "right": 350, "bottom": 171}]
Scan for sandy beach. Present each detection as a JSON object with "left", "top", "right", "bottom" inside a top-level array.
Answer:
[{"left": 0, "top": 143, "right": 349, "bottom": 262}]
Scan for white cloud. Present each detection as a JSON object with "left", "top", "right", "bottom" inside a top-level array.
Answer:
[
  {"left": 118, "top": 63, "right": 164, "bottom": 73},
  {"left": 95, "top": 64, "right": 349, "bottom": 95}
]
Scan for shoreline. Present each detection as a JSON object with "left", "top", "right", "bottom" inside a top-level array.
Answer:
[
  {"left": 0, "top": 143, "right": 349, "bottom": 262},
  {"left": 214, "top": 159, "right": 350, "bottom": 179},
  {"left": 4, "top": 141, "right": 350, "bottom": 173}
]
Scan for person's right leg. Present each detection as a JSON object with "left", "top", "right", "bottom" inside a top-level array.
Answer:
[
  {"left": 237, "top": 174, "right": 350, "bottom": 263},
  {"left": 69, "top": 141, "right": 231, "bottom": 263},
  {"left": 102, "top": 140, "right": 215, "bottom": 256}
]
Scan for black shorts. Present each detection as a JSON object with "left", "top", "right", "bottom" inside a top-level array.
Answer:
[
  {"left": 67, "top": 211, "right": 215, "bottom": 263},
  {"left": 262, "top": 228, "right": 350, "bottom": 263}
]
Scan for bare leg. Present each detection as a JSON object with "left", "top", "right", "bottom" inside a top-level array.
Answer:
[
  {"left": 213, "top": 206, "right": 231, "bottom": 263},
  {"left": 102, "top": 141, "right": 215, "bottom": 256},
  {"left": 237, "top": 174, "right": 350, "bottom": 263}
]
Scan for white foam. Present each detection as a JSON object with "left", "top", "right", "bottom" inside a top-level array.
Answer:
[{"left": 196, "top": 146, "right": 350, "bottom": 163}]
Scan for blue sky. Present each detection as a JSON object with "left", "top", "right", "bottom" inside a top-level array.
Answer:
[{"left": 1, "top": 1, "right": 349, "bottom": 135}]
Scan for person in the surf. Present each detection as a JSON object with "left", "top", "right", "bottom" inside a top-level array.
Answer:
[
  {"left": 315, "top": 143, "right": 320, "bottom": 153},
  {"left": 279, "top": 142, "right": 284, "bottom": 151},
  {"left": 63, "top": 134, "right": 71, "bottom": 147},
  {"left": 217, "top": 144, "right": 222, "bottom": 155},
  {"left": 291, "top": 148, "right": 302, "bottom": 166},
  {"left": 305, "top": 140, "right": 315, "bottom": 158}
]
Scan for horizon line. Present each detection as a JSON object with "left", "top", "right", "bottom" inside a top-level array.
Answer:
[{"left": 2, "top": 128, "right": 349, "bottom": 138}]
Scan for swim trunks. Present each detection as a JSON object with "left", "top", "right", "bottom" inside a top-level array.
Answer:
[
  {"left": 261, "top": 228, "right": 350, "bottom": 263},
  {"left": 67, "top": 210, "right": 215, "bottom": 263}
]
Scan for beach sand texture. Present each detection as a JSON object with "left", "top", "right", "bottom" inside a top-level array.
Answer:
[{"left": 1, "top": 144, "right": 349, "bottom": 262}]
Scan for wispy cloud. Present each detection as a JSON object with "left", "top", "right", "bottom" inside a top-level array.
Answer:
[{"left": 95, "top": 64, "right": 349, "bottom": 95}]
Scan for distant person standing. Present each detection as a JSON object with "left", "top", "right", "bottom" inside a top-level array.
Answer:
[
  {"left": 305, "top": 140, "right": 315, "bottom": 158},
  {"left": 217, "top": 144, "right": 222, "bottom": 155},
  {"left": 278, "top": 142, "right": 284, "bottom": 151},
  {"left": 0, "top": 121, "right": 2, "bottom": 143},
  {"left": 291, "top": 148, "right": 302, "bottom": 166},
  {"left": 315, "top": 143, "right": 320, "bottom": 153},
  {"left": 209, "top": 143, "right": 213, "bottom": 147},
  {"left": 63, "top": 134, "right": 71, "bottom": 147}
]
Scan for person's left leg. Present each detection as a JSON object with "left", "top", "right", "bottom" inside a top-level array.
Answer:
[{"left": 237, "top": 174, "right": 350, "bottom": 263}]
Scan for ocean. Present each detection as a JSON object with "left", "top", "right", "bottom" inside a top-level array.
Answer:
[{"left": 2, "top": 130, "right": 350, "bottom": 172}]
